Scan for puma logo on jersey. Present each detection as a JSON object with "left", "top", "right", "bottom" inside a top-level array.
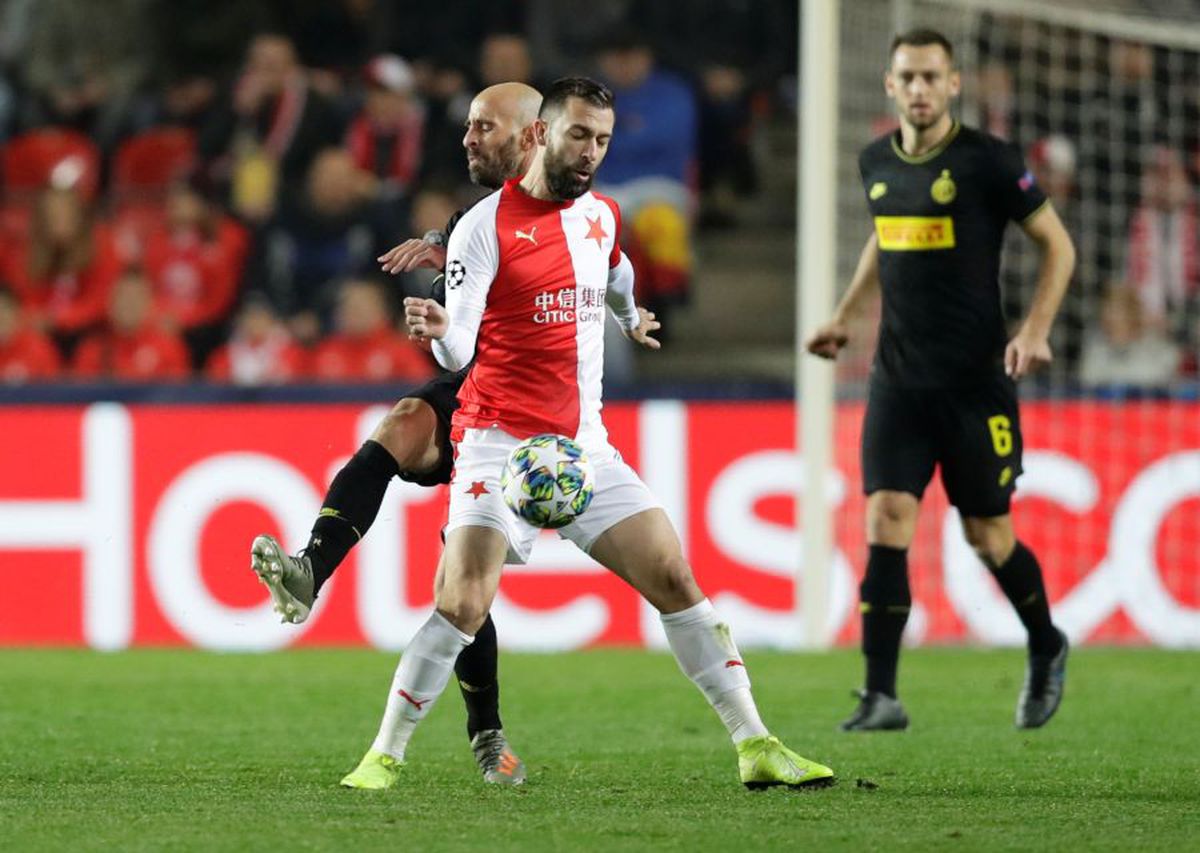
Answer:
[{"left": 515, "top": 226, "right": 538, "bottom": 245}]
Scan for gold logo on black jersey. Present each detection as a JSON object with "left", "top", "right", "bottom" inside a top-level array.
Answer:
[
  {"left": 869, "top": 182, "right": 888, "bottom": 200},
  {"left": 931, "top": 169, "right": 956, "bottom": 204}
]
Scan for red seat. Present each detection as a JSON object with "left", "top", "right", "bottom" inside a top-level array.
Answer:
[
  {"left": 112, "top": 128, "right": 197, "bottom": 195},
  {"left": 2, "top": 129, "right": 101, "bottom": 202}
]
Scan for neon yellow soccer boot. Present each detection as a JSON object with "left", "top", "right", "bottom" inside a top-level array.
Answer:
[
  {"left": 339, "top": 749, "right": 404, "bottom": 789},
  {"left": 737, "top": 735, "right": 835, "bottom": 790}
]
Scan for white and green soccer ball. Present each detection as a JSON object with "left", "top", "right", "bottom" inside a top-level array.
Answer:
[{"left": 500, "top": 434, "right": 595, "bottom": 529}]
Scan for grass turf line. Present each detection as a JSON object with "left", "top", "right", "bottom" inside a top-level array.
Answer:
[{"left": 1, "top": 648, "right": 1196, "bottom": 852}]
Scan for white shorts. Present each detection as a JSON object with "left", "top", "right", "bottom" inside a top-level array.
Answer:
[{"left": 446, "top": 427, "right": 661, "bottom": 564}]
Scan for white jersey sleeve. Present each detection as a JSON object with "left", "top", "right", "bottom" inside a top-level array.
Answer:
[
  {"left": 433, "top": 194, "right": 501, "bottom": 370},
  {"left": 605, "top": 251, "right": 640, "bottom": 332}
]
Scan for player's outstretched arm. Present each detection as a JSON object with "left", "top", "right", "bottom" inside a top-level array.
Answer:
[
  {"left": 805, "top": 232, "right": 880, "bottom": 360},
  {"left": 1006, "top": 203, "right": 1076, "bottom": 379},
  {"left": 378, "top": 237, "right": 448, "bottom": 274}
]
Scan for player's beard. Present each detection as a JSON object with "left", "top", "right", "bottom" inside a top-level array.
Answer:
[
  {"left": 903, "top": 100, "right": 946, "bottom": 131},
  {"left": 543, "top": 141, "right": 594, "bottom": 201},
  {"left": 468, "top": 135, "right": 523, "bottom": 190}
]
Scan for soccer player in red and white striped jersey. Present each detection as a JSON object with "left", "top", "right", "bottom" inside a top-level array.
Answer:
[{"left": 340, "top": 78, "right": 835, "bottom": 792}]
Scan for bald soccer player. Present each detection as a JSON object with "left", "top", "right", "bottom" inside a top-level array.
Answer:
[{"left": 250, "top": 83, "right": 543, "bottom": 786}]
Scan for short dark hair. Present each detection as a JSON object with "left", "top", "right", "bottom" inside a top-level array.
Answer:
[
  {"left": 539, "top": 76, "right": 615, "bottom": 120},
  {"left": 890, "top": 28, "right": 954, "bottom": 63}
]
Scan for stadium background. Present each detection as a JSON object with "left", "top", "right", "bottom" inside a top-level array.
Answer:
[{"left": 0, "top": 0, "right": 1198, "bottom": 651}]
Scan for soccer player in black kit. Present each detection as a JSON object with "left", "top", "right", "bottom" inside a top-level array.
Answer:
[
  {"left": 250, "top": 83, "right": 542, "bottom": 783},
  {"left": 807, "top": 30, "right": 1077, "bottom": 731}
]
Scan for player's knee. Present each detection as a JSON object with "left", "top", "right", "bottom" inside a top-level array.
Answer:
[
  {"left": 372, "top": 398, "right": 435, "bottom": 469},
  {"left": 435, "top": 593, "right": 489, "bottom": 635},
  {"left": 962, "top": 520, "right": 1015, "bottom": 570},
  {"left": 649, "top": 553, "right": 701, "bottom": 611},
  {"left": 867, "top": 492, "right": 917, "bottom": 546}
]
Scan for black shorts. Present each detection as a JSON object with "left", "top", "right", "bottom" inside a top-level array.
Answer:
[
  {"left": 396, "top": 367, "right": 469, "bottom": 487},
  {"left": 861, "top": 373, "right": 1023, "bottom": 517}
]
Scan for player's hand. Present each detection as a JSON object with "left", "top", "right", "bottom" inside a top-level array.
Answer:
[
  {"left": 623, "top": 307, "right": 661, "bottom": 350},
  {"left": 404, "top": 297, "right": 449, "bottom": 340},
  {"left": 379, "top": 239, "right": 447, "bottom": 274},
  {"left": 805, "top": 320, "right": 850, "bottom": 360},
  {"left": 1005, "top": 328, "right": 1052, "bottom": 379}
]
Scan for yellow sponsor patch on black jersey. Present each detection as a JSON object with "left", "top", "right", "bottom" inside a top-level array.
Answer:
[{"left": 874, "top": 216, "right": 956, "bottom": 250}]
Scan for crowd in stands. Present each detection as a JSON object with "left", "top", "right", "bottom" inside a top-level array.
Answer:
[
  {"left": 969, "top": 21, "right": 1200, "bottom": 390},
  {"left": 0, "top": 0, "right": 797, "bottom": 386}
]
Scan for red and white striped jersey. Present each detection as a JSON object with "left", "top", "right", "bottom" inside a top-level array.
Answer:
[{"left": 433, "top": 178, "right": 637, "bottom": 454}]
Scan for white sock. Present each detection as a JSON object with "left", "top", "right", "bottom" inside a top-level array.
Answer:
[
  {"left": 660, "top": 599, "right": 769, "bottom": 744},
  {"left": 371, "top": 611, "right": 473, "bottom": 760}
]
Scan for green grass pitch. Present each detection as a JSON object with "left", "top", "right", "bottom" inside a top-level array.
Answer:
[{"left": 2, "top": 648, "right": 1197, "bottom": 851}]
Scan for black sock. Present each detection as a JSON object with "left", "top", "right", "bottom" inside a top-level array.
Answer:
[
  {"left": 455, "top": 613, "right": 502, "bottom": 739},
  {"left": 305, "top": 440, "right": 400, "bottom": 595},
  {"left": 990, "top": 541, "right": 1060, "bottom": 655},
  {"left": 861, "top": 545, "right": 911, "bottom": 699}
]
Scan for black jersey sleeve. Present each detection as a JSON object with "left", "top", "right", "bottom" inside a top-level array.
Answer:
[
  {"left": 428, "top": 202, "right": 479, "bottom": 307},
  {"left": 989, "top": 137, "right": 1049, "bottom": 224},
  {"left": 441, "top": 205, "right": 469, "bottom": 244}
]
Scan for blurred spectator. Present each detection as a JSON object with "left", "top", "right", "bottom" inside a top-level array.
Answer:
[
  {"left": 285, "top": 0, "right": 375, "bottom": 96},
  {"left": 143, "top": 181, "right": 251, "bottom": 366},
  {"left": 250, "top": 148, "right": 388, "bottom": 342},
  {"left": 527, "top": 0, "right": 633, "bottom": 80},
  {"left": 4, "top": 186, "right": 122, "bottom": 344},
  {"left": 205, "top": 296, "right": 307, "bottom": 385},
  {"left": 346, "top": 54, "right": 425, "bottom": 225},
  {"left": 198, "top": 33, "right": 344, "bottom": 223},
  {"left": 1126, "top": 147, "right": 1198, "bottom": 334},
  {"left": 479, "top": 33, "right": 535, "bottom": 87},
  {"left": 375, "top": 0, "right": 522, "bottom": 74},
  {"left": 137, "top": 2, "right": 277, "bottom": 133},
  {"left": 1079, "top": 39, "right": 1171, "bottom": 281},
  {"left": 595, "top": 29, "right": 698, "bottom": 332},
  {"left": 73, "top": 271, "right": 190, "bottom": 381},
  {"left": 416, "top": 59, "right": 476, "bottom": 189},
  {"left": 1003, "top": 135, "right": 1087, "bottom": 372},
  {"left": 410, "top": 187, "right": 459, "bottom": 238},
  {"left": 16, "top": 0, "right": 150, "bottom": 151},
  {"left": 309, "top": 278, "right": 433, "bottom": 382},
  {"left": 1079, "top": 284, "right": 1180, "bottom": 388},
  {"left": 1028, "top": 135, "right": 1077, "bottom": 205},
  {"left": 972, "top": 61, "right": 1015, "bottom": 140},
  {"left": 0, "top": 284, "right": 61, "bottom": 383},
  {"left": 636, "top": 0, "right": 794, "bottom": 224}
]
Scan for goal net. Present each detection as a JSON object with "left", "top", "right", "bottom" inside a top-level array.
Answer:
[{"left": 824, "top": 0, "right": 1200, "bottom": 647}]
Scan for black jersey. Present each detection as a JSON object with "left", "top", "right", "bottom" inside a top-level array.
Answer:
[{"left": 859, "top": 121, "right": 1048, "bottom": 388}]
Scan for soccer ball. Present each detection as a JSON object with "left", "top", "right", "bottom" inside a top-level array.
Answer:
[{"left": 500, "top": 434, "right": 595, "bottom": 529}]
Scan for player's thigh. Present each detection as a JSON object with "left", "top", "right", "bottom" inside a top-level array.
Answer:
[
  {"left": 435, "top": 525, "right": 509, "bottom": 633},
  {"left": 937, "top": 376, "right": 1023, "bottom": 519},
  {"left": 447, "top": 426, "right": 540, "bottom": 564},
  {"left": 862, "top": 382, "right": 938, "bottom": 509},
  {"left": 585, "top": 508, "right": 702, "bottom": 614}
]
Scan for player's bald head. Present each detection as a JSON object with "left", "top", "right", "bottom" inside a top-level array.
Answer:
[
  {"left": 463, "top": 82, "right": 543, "bottom": 188},
  {"left": 472, "top": 82, "right": 542, "bottom": 129}
]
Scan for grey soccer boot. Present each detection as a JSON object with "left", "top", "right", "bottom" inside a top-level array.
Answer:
[{"left": 250, "top": 534, "right": 315, "bottom": 624}]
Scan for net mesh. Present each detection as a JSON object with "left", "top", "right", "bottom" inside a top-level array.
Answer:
[{"left": 828, "top": 0, "right": 1200, "bottom": 646}]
